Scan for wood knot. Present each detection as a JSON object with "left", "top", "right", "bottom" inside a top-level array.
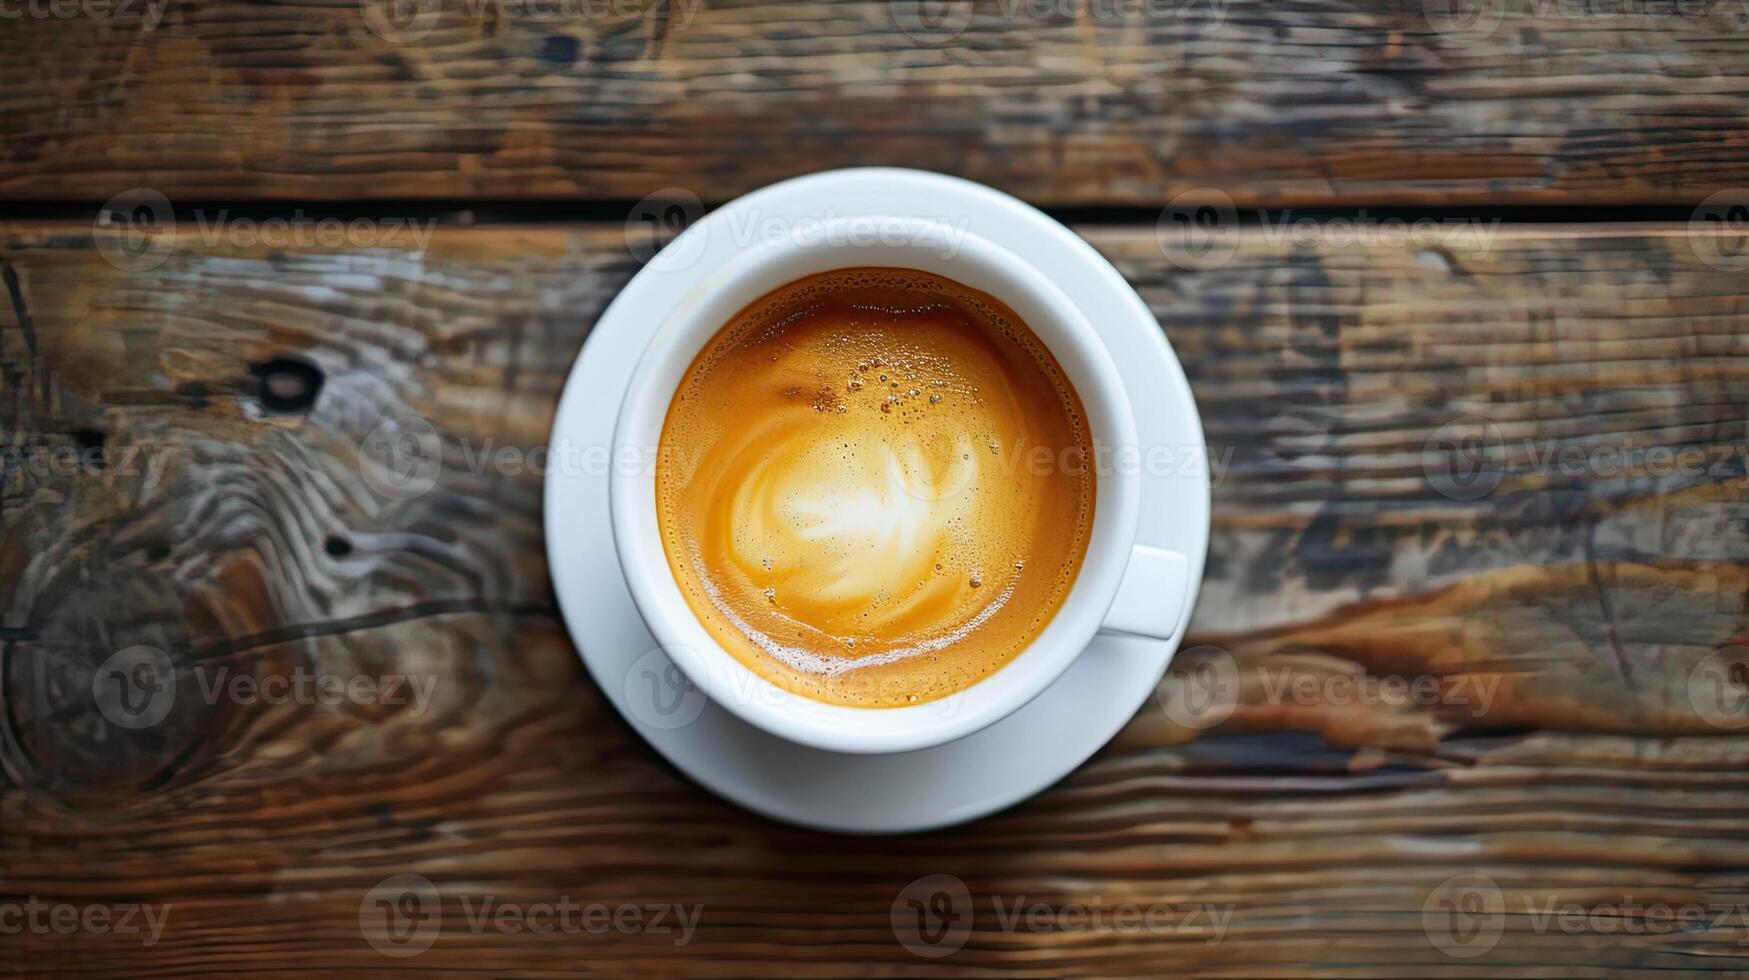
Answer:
[
  {"left": 71, "top": 428, "right": 105, "bottom": 469},
  {"left": 538, "top": 35, "right": 579, "bottom": 67},
  {"left": 251, "top": 358, "right": 323, "bottom": 414}
]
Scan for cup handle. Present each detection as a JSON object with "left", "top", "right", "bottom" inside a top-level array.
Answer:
[{"left": 1098, "top": 545, "right": 1189, "bottom": 639}]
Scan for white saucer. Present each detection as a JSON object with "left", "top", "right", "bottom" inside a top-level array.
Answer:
[{"left": 544, "top": 169, "right": 1208, "bottom": 833}]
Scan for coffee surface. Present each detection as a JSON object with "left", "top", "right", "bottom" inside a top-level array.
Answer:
[{"left": 656, "top": 268, "right": 1094, "bottom": 707}]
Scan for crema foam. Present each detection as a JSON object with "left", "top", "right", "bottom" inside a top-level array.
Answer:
[{"left": 655, "top": 268, "right": 1095, "bottom": 707}]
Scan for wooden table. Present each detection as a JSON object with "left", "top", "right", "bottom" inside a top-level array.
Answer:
[{"left": 5, "top": 2, "right": 1749, "bottom": 975}]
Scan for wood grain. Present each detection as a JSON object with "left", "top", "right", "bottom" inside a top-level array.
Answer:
[
  {"left": 4, "top": 220, "right": 1749, "bottom": 975},
  {"left": 4, "top": 0, "right": 1749, "bottom": 205}
]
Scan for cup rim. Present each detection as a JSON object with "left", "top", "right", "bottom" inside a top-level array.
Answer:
[{"left": 609, "top": 215, "right": 1142, "bottom": 754}]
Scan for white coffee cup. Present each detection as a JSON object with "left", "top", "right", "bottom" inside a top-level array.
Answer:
[{"left": 610, "top": 215, "right": 1189, "bottom": 755}]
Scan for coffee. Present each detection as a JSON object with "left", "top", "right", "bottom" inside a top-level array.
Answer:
[{"left": 655, "top": 268, "right": 1095, "bottom": 708}]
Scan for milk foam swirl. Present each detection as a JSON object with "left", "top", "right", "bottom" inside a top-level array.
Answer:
[{"left": 719, "top": 421, "right": 979, "bottom": 633}]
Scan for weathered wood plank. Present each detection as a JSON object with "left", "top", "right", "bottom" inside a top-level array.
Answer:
[
  {"left": 3, "top": 221, "right": 1749, "bottom": 975},
  {"left": 4, "top": 1, "right": 1749, "bottom": 204}
]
